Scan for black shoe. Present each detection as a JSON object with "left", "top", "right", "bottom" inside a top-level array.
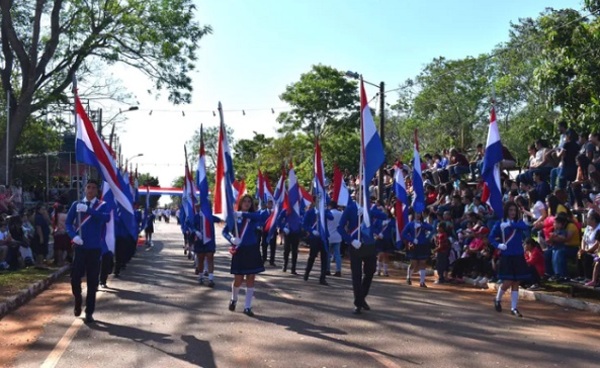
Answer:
[
  {"left": 494, "top": 299, "right": 502, "bottom": 313},
  {"left": 282, "top": 266, "right": 287, "bottom": 273},
  {"left": 319, "top": 279, "right": 329, "bottom": 286},
  {"left": 353, "top": 307, "right": 362, "bottom": 315},
  {"left": 362, "top": 301, "right": 371, "bottom": 311},
  {"left": 74, "top": 300, "right": 82, "bottom": 317},
  {"left": 269, "top": 262, "right": 277, "bottom": 267},
  {"left": 291, "top": 271, "right": 298, "bottom": 275},
  {"left": 420, "top": 282, "right": 427, "bottom": 288},
  {"left": 333, "top": 271, "right": 341, "bottom": 277},
  {"left": 325, "top": 271, "right": 331, "bottom": 276},
  {"left": 303, "top": 273, "right": 309, "bottom": 281},
  {"left": 207, "top": 280, "right": 215, "bottom": 288},
  {"left": 511, "top": 308, "right": 523, "bottom": 318},
  {"left": 100, "top": 283, "right": 108, "bottom": 288},
  {"left": 243, "top": 308, "right": 255, "bottom": 317},
  {"left": 228, "top": 300, "right": 237, "bottom": 312},
  {"left": 406, "top": 279, "right": 412, "bottom": 286},
  {"left": 84, "top": 314, "right": 95, "bottom": 324}
]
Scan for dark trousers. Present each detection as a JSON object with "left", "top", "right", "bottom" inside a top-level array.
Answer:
[
  {"left": 305, "top": 237, "right": 327, "bottom": 281},
  {"left": 436, "top": 251, "right": 449, "bottom": 281},
  {"left": 261, "top": 231, "right": 277, "bottom": 264},
  {"left": 283, "top": 232, "right": 300, "bottom": 272},
  {"left": 114, "top": 236, "right": 132, "bottom": 275},
  {"left": 349, "top": 246, "right": 377, "bottom": 308},
  {"left": 528, "top": 265, "right": 541, "bottom": 285},
  {"left": 71, "top": 247, "right": 101, "bottom": 316},
  {"left": 100, "top": 251, "right": 114, "bottom": 284},
  {"left": 577, "top": 252, "right": 594, "bottom": 280}
]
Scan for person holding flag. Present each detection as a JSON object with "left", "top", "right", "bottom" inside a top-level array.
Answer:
[
  {"left": 66, "top": 179, "right": 110, "bottom": 324},
  {"left": 338, "top": 78, "right": 387, "bottom": 315},
  {"left": 223, "top": 195, "right": 269, "bottom": 317},
  {"left": 302, "top": 197, "right": 333, "bottom": 285}
]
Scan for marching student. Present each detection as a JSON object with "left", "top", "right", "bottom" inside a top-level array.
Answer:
[
  {"left": 303, "top": 199, "right": 333, "bottom": 285},
  {"left": 223, "top": 195, "right": 269, "bottom": 316},
  {"left": 66, "top": 179, "right": 110, "bottom": 324},
  {"left": 327, "top": 201, "right": 344, "bottom": 277},
  {"left": 338, "top": 198, "right": 387, "bottom": 314},
  {"left": 374, "top": 203, "right": 394, "bottom": 277},
  {"left": 278, "top": 203, "right": 303, "bottom": 275},
  {"left": 260, "top": 199, "right": 278, "bottom": 266},
  {"left": 193, "top": 203, "right": 221, "bottom": 287},
  {"left": 401, "top": 211, "right": 435, "bottom": 287},
  {"left": 489, "top": 201, "right": 531, "bottom": 317}
]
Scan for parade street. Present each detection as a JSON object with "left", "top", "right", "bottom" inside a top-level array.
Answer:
[{"left": 2, "top": 221, "right": 600, "bottom": 368}]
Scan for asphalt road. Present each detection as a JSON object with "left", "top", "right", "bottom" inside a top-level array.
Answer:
[{"left": 2, "top": 220, "right": 600, "bottom": 368}]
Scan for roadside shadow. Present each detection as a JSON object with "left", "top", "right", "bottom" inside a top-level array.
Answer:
[
  {"left": 253, "top": 315, "right": 420, "bottom": 366},
  {"left": 89, "top": 320, "right": 174, "bottom": 345}
]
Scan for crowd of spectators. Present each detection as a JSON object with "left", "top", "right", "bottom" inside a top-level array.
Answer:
[{"left": 334, "top": 121, "right": 600, "bottom": 291}]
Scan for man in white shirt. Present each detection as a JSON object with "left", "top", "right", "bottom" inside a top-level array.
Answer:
[{"left": 327, "top": 201, "right": 343, "bottom": 277}]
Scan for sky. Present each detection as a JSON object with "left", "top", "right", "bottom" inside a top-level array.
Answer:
[{"left": 109, "top": 0, "right": 584, "bottom": 203}]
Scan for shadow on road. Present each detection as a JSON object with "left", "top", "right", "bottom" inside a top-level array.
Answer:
[{"left": 89, "top": 321, "right": 216, "bottom": 368}]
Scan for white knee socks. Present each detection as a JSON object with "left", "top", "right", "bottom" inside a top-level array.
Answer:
[{"left": 245, "top": 287, "right": 254, "bottom": 309}]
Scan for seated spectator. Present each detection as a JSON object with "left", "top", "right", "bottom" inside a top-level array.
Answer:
[
  {"left": 584, "top": 231, "right": 600, "bottom": 287},
  {"left": 517, "top": 139, "right": 554, "bottom": 186},
  {"left": 450, "top": 226, "right": 490, "bottom": 286},
  {"left": 577, "top": 212, "right": 600, "bottom": 283},
  {"left": 469, "top": 143, "right": 485, "bottom": 180},
  {"left": 524, "top": 238, "right": 544, "bottom": 290},
  {"left": 8, "top": 215, "right": 33, "bottom": 267},
  {"left": 500, "top": 144, "right": 517, "bottom": 170},
  {"left": 447, "top": 148, "right": 470, "bottom": 180}
]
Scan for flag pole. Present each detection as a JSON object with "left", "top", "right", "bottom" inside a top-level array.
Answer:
[
  {"left": 218, "top": 102, "right": 238, "bottom": 237},
  {"left": 72, "top": 76, "right": 82, "bottom": 237}
]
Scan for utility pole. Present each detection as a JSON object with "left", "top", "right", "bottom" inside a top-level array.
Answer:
[{"left": 378, "top": 81, "right": 385, "bottom": 203}]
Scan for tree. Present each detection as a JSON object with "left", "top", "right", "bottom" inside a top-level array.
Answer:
[
  {"left": 278, "top": 64, "right": 359, "bottom": 138},
  {"left": 186, "top": 125, "right": 234, "bottom": 170},
  {"left": 138, "top": 173, "right": 160, "bottom": 209},
  {"left": 0, "top": 0, "right": 212, "bottom": 183}
]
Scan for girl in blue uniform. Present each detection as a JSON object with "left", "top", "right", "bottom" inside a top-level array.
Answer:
[
  {"left": 489, "top": 201, "right": 530, "bottom": 317},
  {"left": 401, "top": 211, "right": 434, "bottom": 287},
  {"left": 223, "top": 195, "right": 269, "bottom": 316},
  {"left": 374, "top": 204, "right": 394, "bottom": 277}
]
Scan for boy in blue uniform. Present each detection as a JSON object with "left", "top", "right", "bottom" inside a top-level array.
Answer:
[
  {"left": 338, "top": 199, "right": 387, "bottom": 314},
  {"left": 66, "top": 179, "right": 110, "bottom": 323}
]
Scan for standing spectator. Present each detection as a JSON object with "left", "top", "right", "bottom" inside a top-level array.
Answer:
[
  {"left": 32, "top": 203, "right": 50, "bottom": 268},
  {"left": 52, "top": 204, "right": 70, "bottom": 266}
]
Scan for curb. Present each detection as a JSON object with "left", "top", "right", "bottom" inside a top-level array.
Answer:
[
  {"left": 0, "top": 264, "right": 71, "bottom": 321},
  {"left": 486, "top": 280, "right": 600, "bottom": 314},
  {"left": 392, "top": 259, "right": 600, "bottom": 314}
]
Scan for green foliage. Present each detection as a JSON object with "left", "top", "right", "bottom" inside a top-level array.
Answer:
[
  {"left": 0, "top": 0, "right": 212, "bottom": 182},
  {"left": 278, "top": 64, "right": 359, "bottom": 138},
  {"left": 12, "top": 117, "right": 62, "bottom": 155},
  {"left": 186, "top": 125, "right": 234, "bottom": 170},
  {"left": 137, "top": 173, "right": 160, "bottom": 208}
]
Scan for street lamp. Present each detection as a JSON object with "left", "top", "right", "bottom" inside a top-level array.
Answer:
[
  {"left": 345, "top": 71, "right": 386, "bottom": 203},
  {"left": 106, "top": 106, "right": 139, "bottom": 148},
  {"left": 125, "top": 153, "right": 144, "bottom": 168}
]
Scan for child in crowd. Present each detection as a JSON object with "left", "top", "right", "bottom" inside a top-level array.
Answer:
[
  {"left": 433, "top": 223, "right": 451, "bottom": 284},
  {"left": 524, "top": 238, "right": 544, "bottom": 290},
  {"left": 548, "top": 215, "right": 569, "bottom": 282},
  {"left": 585, "top": 231, "right": 600, "bottom": 287}
]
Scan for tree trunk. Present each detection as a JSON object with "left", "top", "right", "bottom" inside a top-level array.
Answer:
[{"left": 0, "top": 101, "right": 33, "bottom": 185}]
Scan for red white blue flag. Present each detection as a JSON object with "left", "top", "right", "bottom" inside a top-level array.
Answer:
[
  {"left": 482, "top": 106, "right": 503, "bottom": 216},
  {"left": 360, "top": 79, "right": 385, "bottom": 228}
]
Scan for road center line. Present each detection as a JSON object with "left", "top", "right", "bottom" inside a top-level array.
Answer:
[{"left": 40, "top": 288, "right": 105, "bottom": 368}]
